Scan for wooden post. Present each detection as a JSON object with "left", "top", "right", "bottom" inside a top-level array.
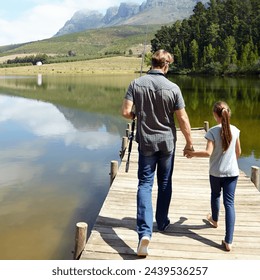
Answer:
[
  {"left": 110, "top": 160, "right": 118, "bottom": 186},
  {"left": 74, "top": 222, "right": 88, "bottom": 260},
  {"left": 251, "top": 166, "right": 260, "bottom": 191},
  {"left": 204, "top": 121, "right": 209, "bottom": 132},
  {"left": 120, "top": 136, "right": 128, "bottom": 159}
]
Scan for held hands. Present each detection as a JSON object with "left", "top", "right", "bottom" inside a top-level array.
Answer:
[{"left": 183, "top": 144, "right": 194, "bottom": 158}]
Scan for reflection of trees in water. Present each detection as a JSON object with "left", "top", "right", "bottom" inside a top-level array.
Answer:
[
  {"left": 0, "top": 75, "right": 259, "bottom": 157},
  {"left": 0, "top": 75, "right": 130, "bottom": 116},
  {"left": 168, "top": 76, "right": 260, "bottom": 158},
  {"left": 172, "top": 76, "right": 260, "bottom": 116}
]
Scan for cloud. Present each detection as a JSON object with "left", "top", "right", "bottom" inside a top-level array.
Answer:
[
  {"left": 0, "top": 95, "right": 119, "bottom": 150},
  {"left": 0, "top": 3, "right": 73, "bottom": 45},
  {"left": 0, "top": 0, "right": 142, "bottom": 46}
]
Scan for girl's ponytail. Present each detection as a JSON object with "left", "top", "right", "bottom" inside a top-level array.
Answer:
[{"left": 213, "top": 101, "right": 232, "bottom": 152}]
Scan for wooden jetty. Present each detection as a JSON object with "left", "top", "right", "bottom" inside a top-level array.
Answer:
[{"left": 78, "top": 125, "right": 260, "bottom": 260}]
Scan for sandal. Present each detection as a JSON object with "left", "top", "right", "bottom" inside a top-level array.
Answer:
[
  {"left": 206, "top": 214, "right": 218, "bottom": 228},
  {"left": 222, "top": 240, "right": 232, "bottom": 251}
]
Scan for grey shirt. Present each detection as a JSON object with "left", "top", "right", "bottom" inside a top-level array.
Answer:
[
  {"left": 205, "top": 124, "right": 240, "bottom": 177},
  {"left": 125, "top": 69, "right": 185, "bottom": 154}
]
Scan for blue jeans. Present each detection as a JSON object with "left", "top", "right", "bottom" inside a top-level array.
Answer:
[
  {"left": 209, "top": 175, "right": 238, "bottom": 244},
  {"left": 137, "top": 149, "right": 175, "bottom": 240}
]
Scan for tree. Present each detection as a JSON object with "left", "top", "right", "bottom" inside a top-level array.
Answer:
[
  {"left": 150, "top": 0, "right": 259, "bottom": 74},
  {"left": 222, "top": 36, "right": 237, "bottom": 66},
  {"left": 240, "top": 40, "right": 258, "bottom": 67},
  {"left": 202, "top": 44, "right": 216, "bottom": 66},
  {"left": 173, "top": 45, "right": 182, "bottom": 68},
  {"left": 205, "top": 23, "right": 220, "bottom": 47},
  {"left": 144, "top": 52, "right": 152, "bottom": 67},
  {"left": 190, "top": 39, "right": 199, "bottom": 70},
  {"left": 68, "top": 50, "right": 76, "bottom": 56},
  {"left": 151, "top": 25, "right": 174, "bottom": 52}
]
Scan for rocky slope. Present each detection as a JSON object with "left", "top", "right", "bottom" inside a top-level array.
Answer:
[{"left": 55, "top": 0, "right": 208, "bottom": 36}]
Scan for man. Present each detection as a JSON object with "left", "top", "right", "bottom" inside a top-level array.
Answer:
[{"left": 121, "top": 49, "right": 193, "bottom": 257}]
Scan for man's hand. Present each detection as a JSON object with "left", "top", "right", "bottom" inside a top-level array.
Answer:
[{"left": 183, "top": 144, "right": 194, "bottom": 156}]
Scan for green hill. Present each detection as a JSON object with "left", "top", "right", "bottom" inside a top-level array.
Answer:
[{"left": 0, "top": 25, "right": 161, "bottom": 62}]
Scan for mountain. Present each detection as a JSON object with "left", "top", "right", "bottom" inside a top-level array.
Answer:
[
  {"left": 55, "top": 10, "right": 104, "bottom": 35},
  {"left": 0, "top": 25, "right": 161, "bottom": 58},
  {"left": 55, "top": 0, "right": 208, "bottom": 37}
]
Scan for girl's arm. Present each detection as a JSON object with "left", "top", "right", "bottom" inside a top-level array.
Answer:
[
  {"left": 235, "top": 137, "right": 241, "bottom": 159},
  {"left": 186, "top": 140, "right": 214, "bottom": 158}
]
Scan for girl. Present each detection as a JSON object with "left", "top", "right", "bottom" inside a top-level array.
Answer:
[{"left": 185, "top": 101, "right": 241, "bottom": 251}]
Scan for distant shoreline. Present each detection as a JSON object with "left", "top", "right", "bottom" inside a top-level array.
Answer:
[{"left": 0, "top": 56, "right": 147, "bottom": 76}]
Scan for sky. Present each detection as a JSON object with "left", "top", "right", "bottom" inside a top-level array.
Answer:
[{"left": 0, "top": 0, "right": 143, "bottom": 46}]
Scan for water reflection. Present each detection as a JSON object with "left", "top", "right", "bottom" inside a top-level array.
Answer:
[
  {"left": 0, "top": 95, "right": 125, "bottom": 259},
  {"left": 0, "top": 95, "right": 121, "bottom": 147},
  {"left": 0, "top": 74, "right": 259, "bottom": 259},
  {"left": 37, "top": 74, "right": 42, "bottom": 86}
]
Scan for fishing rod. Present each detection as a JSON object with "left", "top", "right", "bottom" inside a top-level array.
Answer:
[
  {"left": 125, "top": 116, "right": 135, "bottom": 173},
  {"left": 125, "top": 26, "right": 148, "bottom": 173}
]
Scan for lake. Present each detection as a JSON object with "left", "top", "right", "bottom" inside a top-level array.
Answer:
[{"left": 0, "top": 74, "right": 259, "bottom": 259}]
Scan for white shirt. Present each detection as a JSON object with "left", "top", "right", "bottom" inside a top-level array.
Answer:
[{"left": 205, "top": 124, "right": 240, "bottom": 177}]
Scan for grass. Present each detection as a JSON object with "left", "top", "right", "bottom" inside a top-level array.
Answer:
[
  {"left": 0, "top": 25, "right": 159, "bottom": 57},
  {"left": 0, "top": 56, "right": 149, "bottom": 76},
  {"left": 0, "top": 25, "right": 158, "bottom": 76}
]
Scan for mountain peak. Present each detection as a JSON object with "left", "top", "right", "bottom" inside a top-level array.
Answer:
[{"left": 54, "top": 0, "right": 208, "bottom": 37}]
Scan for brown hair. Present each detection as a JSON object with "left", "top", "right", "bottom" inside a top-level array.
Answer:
[
  {"left": 213, "top": 101, "right": 232, "bottom": 152},
  {"left": 151, "top": 49, "right": 174, "bottom": 68}
]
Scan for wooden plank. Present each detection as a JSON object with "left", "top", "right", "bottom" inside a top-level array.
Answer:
[{"left": 80, "top": 128, "right": 260, "bottom": 260}]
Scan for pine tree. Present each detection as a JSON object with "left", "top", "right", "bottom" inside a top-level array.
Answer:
[{"left": 151, "top": 0, "right": 260, "bottom": 74}]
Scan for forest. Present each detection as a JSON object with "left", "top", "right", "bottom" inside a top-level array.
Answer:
[{"left": 150, "top": 0, "right": 260, "bottom": 75}]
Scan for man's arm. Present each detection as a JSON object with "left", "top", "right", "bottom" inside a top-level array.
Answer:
[
  {"left": 121, "top": 98, "right": 134, "bottom": 120},
  {"left": 175, "top": 108, "right": 193, "bottom": 154}
]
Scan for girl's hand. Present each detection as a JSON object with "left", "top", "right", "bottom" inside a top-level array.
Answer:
[
  {"left": 183, "top": 144, "right": 194, "bottom": 156},
  {"left": 185, "top": 149, "right": 194, "bottom": 158},
  {"left": 183, "top": 145, "right": 194, "bottom": 157}
]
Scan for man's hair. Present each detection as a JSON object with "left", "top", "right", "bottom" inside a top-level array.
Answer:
[{"left": 151, "top": 49, "right": 174, "bottom": 68}]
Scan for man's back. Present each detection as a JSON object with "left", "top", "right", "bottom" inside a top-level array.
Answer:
[{"left": 125, "top": 69, "right": 185, "bottom": 153}]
